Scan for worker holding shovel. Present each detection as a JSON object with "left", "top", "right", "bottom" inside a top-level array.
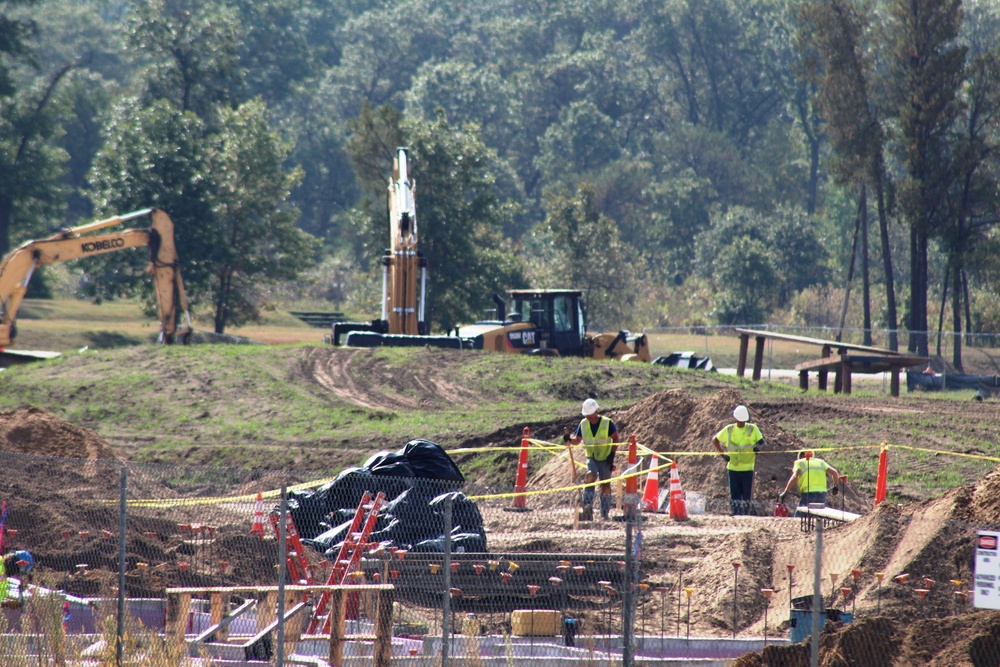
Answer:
[{"left": 565, "top": 398, "right": 620, "bottom": 521}]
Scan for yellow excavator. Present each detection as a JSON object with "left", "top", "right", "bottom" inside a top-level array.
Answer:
[
  {"left": 0, "top": 207, "right": 193, "bottom": 349},
  {"left": 332, "top": 148, "right": 649, "bottom": 361}
]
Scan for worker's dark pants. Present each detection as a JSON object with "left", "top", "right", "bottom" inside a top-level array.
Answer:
[
  {"left": 794, "top": 491, "right": 828, "bottom": 517},
  {"left": 728, "top": 469, "right": 755, "bottom": 515}
]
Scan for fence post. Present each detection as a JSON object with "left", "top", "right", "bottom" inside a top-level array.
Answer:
[
  {"left": 442, "top": 494, "right": 453, "bottom": 667},
  {"left": 116, "top": 465, "right": 127, "bottom": 667},
  {"left": 811, "top": 520, "right": 822, "bottom": 667},
  {"left": 277, "top": 486, "right": 287, "bottom": 667}
]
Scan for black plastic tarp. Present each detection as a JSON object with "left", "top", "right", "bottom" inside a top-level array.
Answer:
[
  {"left": 363, "top": 439, "right": 465, "bottom": 482},
  {"left": 287, "top": 440, "right": 486, "bottom": 555}
]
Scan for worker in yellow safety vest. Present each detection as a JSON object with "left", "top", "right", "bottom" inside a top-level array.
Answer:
[
  {"left": 565, "top": 398, "right": 620, "bottom": 521},
  {"left": 0, "top": 549, "right": 33, "bottom": 605},
  {"left": 779, "top": 451, "right": 840, "bottom": 514},
  {"left": 712, "top": 405, "right": 765, "bottom": 515}
]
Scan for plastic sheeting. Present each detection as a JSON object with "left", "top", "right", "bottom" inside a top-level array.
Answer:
[{"left": 288, "top": 440, "right": 487, "bottom": 555}]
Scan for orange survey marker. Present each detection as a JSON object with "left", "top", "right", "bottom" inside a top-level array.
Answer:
[
  {"left": 874, "top": 443, "right": 888, "bottom": 507},
  {"left": 668, "top": 461, "right": 688, "bottom": 520},
  {"left": 640, "top": 453, "right": 661, "bottom": 511},
  {"left": 250, "top": 492, "right": 266, "bottom": 538}
]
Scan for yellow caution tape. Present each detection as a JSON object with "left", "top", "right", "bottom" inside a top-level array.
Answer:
[{"left": 118, "top": 439, "right": 999, "bottom": 507}]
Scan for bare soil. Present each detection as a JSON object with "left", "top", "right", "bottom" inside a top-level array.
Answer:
[{"left": 2, "top": 347, "right": 1000, "bottom": 664}]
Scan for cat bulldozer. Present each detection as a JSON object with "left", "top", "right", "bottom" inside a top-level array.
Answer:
[{"left": 456, "top": 289, "right": 650, "bottom": 361}]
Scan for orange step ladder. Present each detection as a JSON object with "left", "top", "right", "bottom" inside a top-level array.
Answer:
[{"left": 308, "top": 491, "right": 387, "bottom": 635}]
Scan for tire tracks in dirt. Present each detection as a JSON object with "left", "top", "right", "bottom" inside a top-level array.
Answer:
[{"left": 302, "top": 347, "right": 483, "bottom": 411}]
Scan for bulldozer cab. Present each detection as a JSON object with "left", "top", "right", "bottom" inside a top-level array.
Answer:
[{"left": 508, "top": 290, "right": 586, "bottom": 356}]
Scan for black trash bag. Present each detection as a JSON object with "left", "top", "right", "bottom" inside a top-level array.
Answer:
[
  {"left": 411, "top": 530, "right": 488, "bottom": 554},
  {"left": 428, "top": 491, "right": 484, "bottom": 536},
  {"left": 287, "top": 468, "right": 413, "bottom": 540},
  {"left": 302, "top": 518, "right": 354, "bottom": 555},
  {"left": 369, "top": 516, "right": 428, "bottom": 547},
  {"left": 365, "top": 439, "right": 464, "bottom": 483}
]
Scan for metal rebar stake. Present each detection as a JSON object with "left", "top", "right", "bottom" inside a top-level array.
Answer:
[
  {"left": 442, "top": 495, "right": 453, "bottom": 667},
  {"left": 116, "top": 465, "right": 127, "bottom": 667},
  {"left": 623, "top": 506, "right": 635, "bottom": 667},
  {"left": 277, "top": 487, "right": 287, "bottom": 667},
  {"left": 811, "top": 521, "right": 822, "bottom": 667}
]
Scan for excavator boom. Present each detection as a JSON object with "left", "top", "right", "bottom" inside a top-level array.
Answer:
[{"left": 0, "top": 208, "right": 192, "bottom": 348}]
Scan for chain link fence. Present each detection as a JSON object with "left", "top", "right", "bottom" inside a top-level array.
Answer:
[{"left": 1, "top": 447, "right": 999, "bottom": 666}]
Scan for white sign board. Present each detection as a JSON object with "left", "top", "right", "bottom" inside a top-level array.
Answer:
[{"left": 975, "top": 531, "right": 1000, "bottom": 609}]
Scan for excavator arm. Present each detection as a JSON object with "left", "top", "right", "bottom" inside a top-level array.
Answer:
[{"left": 0, "top": 208, "right": 192, "bottom": 348}]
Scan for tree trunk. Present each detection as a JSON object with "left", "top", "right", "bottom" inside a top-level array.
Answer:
[
  {"left": 837, "top": 195, "right": 862, "bottom": 342},
  {"left": 953, "top": 257, "right": 964, "bottom": 371},
  {"left": 214, "top": 271, "right": 230, "bottom": 334},
  {"left": 962, "top": 268, "right": 972, "bottom": 347},
  {"left": 874, "top": 174, "right": 898, "bottom": 350},
  {"left": 909, "top": 227, "right": 929, "bottom": 356},
  {"left": 936, "top": 262, "right": 949, "bottom": 358},
  {"left": 861, "top": 184, "right": 871, "bottom": 345},
  {"left": 0, "top": 199, "right": 11, "bottom": 257}
]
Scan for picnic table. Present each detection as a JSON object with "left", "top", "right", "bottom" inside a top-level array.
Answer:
[{"left": 734, "top": 328, "right": 928, "bottom": 397}]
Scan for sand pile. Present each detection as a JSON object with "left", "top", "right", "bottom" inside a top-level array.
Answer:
[{"left": 0, "top": 406, "right": 120, "bottom": 460}]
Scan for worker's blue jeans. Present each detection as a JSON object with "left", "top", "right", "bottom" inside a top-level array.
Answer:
[
  {"left": 583, "top": 457, "right": 614, "bottom": 518},
  {"left": 728, "top": 469, "right": 755, "bottom": 515}
]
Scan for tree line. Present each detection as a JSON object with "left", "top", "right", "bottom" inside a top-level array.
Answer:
[{"left": 1, "top": 0, "right": 999, "bottom": 367}]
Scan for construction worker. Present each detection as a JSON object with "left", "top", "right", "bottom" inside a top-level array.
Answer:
[
  {"left": 712, "top": 405, "right": 765, "bottom": 515},
  {"left": 0, "top": 549, "right": 33, "bottom": 604},
  {"left": 779, "top": 451, "right": 840, "bottom": 514},
  {"left": 565, "top": 398, "right": 620, "bottom": 521}
]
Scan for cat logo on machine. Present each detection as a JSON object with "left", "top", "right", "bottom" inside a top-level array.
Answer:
[{"left": 507, "top": 329, "right": 536, "bottom": 347}]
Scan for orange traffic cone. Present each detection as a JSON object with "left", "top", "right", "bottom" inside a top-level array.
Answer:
[
  {"left": 507, "top": 427, "right": 532, "bottom": 512},
  {"left": 250, "top": 492, "right": 266, "bottom": 538},
  {"left": 640, "top": 453, "right": 661, "bottom": 511},
  {"left": 668, "top": 461, "right": 688, "bottom": 521}
]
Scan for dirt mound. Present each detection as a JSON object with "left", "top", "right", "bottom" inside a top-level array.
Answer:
[
  {"left": 527, "top": 389, "right": 867, "bottom": 512},
  {"left": 969, "top": 466, "right": 1000, "bottom": 526},
  {"left": 0, "top": 406, "right": 120, "bottom": 460},
  {"left": 736, "top": 613, "right": 1000, "bottom": 667}
]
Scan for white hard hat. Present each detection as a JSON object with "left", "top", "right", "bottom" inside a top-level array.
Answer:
[
  {"left": 733, "top": 405, "right": 750, "bottom": 422},
  {"left": 582, "top": 398, "right": 599, "bottom": 416}
]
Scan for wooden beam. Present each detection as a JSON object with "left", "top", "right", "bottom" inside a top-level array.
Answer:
[
  {"left": 165, "top": 592, "right": 191, "bottom": 650},
  {"left": 819, "top": 345, "right": 830, "bottom": 391},
  {"left": 891, "top": 370, "right": 900, "bottom": 397},
  {"left": 734, "top": 328, "right": 900, "bottom": 355},
  {"left": 257, "top": 591, "right": 277, "bottom": 633},
  {"left": 737, "top": 333, "right": 749, "bottom": 377},
  {"left": 842, "top": 358, "right": 853, "bottom": 395},
  {"left": 374, "top": 586, "right": 395, "bottom": 667},
  {"left": 799, "top": 370, "right": 808, "bottom": 391},
  {"left": 328, "top": 589, "right": 346, "bottom": 666},
  {"left": 752, "top": 335, "right": 765, "bottom": 381}
]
